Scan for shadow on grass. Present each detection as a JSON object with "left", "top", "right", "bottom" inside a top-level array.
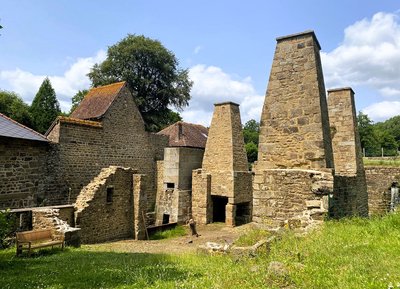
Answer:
[{"left": 0, "top": 248, "right": 200, "bottom": 289}]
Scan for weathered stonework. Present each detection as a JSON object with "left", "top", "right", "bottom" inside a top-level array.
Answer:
[
  {"left": 133, "top": 174, "right": 149, "bottom": 240},
  {"left": 365, "top": 166, "right": 400, "bottom": 215},
  {"left": 74, "top": 166, "right": 137, "bottom": 244},
  {"left": 328, "top": 88, "right": 368, "bottom": 217},
  {"left": 155, "top": 147, "right": 204, "bottom": 225},
  {"left": 193, "top": 102, "right": 252, "bottom": 226},
  {"left": 253, "top": 31, "right": 334, "bottom": 228},
  {"left": 252, "top": 169, "right": 333, "bottom": 227},
  {"left": 46, "top": 83, "right": 168, "bottom": 209},
  {"left": 0, "top": 137, "right": 49, "bottom": 209},
  {"left": 257, "top": 31, "right": 334, "bottom": 170}
]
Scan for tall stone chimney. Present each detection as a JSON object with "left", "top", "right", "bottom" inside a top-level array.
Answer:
[{"left": 257, "top": 30, "right": 334, "bottom": 170}]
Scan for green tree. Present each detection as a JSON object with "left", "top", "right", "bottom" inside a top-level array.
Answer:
[
  {"left": 30, "top": 77, "right": 61, "bottom": 134},
  {"left": 70, "top": 89, "right": 88, "bottom": 114},
  {"left": 357, "top": 112, "right": 380, "bottom": 156},
  {"left": 375, "top": 115, "right": 400, "bottom": 149},
  {"left": 376, "top": 130, "right": 398, "bottom": 156},
  {"left": 0, "top": 90, "right": 33, "bottom": 127},
  {"left": 88, "top": 34, "right": 192, "bottom": 132},
  {"left": 243, "top": 119, "right": 260, "bottom": 163}
]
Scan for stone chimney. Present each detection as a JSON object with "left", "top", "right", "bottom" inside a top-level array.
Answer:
[
  {"left": 202, "top": 102, "right": 248, "bottom": 173},
  {"left": 257, "top": 30, "right": 334, "bottom": 170}
]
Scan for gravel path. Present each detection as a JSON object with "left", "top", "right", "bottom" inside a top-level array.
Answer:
[{"left": 84, "top": 223, "right": 249, "bottom": 254}]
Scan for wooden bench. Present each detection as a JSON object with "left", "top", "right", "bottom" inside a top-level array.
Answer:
[{"left": 16, "top": 229, "right": 64, "bottom": 256}]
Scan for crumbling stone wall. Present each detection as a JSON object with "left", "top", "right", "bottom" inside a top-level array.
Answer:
[
  {"left": 365, "top": 166, "right": 400, "bottom": 215},
  {"left": 327, "top": 88, "right": 368, "bottom": 217},
  {"left": 74, "top": 166, "right": 135, "bottom": 244},
  {"left": 253, "top": 31, "right": 334, "bottom": 229},
  {"left": 0, "top": 137, "right": 49, "bottom": 209},
  {"left": 253, "top": 169, "right": 333, "bottom": 227}
]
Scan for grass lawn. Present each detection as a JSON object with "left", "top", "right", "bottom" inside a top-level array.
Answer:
[
  {"left": 1, "top": 213, "right": 400, "bottom": 288},
  {"left": 363, "top": 157, "right": 400, "bottom": 167}
]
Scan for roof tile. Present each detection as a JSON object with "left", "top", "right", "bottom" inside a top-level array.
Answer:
[
  {"left": 70, "top": 81, "right": 126, "bottom": 120},
  {"left": 157, "top": 121, "right": 208, "bottom": 148}
]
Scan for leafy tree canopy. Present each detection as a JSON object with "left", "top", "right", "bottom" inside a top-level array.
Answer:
[
  {"left": 88, "top": 34, "right": 192, "bottom": 132},
  {"left": 30, "top": 77, "right": 61, "bottom": 134},
  {"left": 243, "top": 119, "right": 260, "bottom": 164},
  {"left": 0, "top": 90, "right": 33, "bottom": 128}
]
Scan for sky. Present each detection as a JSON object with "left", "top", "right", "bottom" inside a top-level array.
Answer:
[{"left": 1, "top": 0, "right": 400, "bottom": 126}]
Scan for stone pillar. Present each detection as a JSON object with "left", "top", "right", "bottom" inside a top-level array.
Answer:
[
  {"left": 328, "top": 88, "right": 368, "bottom": 217},
  {"left": 191, "top": 169, "right": 211, "bottom": 225},
  {"left": 133, "top": 174, "right": 148, "bottom": 240},
  {"left": 225, "top": 203, "right": 236, "bottom": 227}
]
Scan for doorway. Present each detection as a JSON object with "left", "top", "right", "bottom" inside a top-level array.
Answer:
[{"left": 212, "top": 196, "right": 228, "bottom": 223}]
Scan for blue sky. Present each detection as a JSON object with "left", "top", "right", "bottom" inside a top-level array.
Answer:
[{"left": 1, "top": 1, "right": 400, "bottom": 126}]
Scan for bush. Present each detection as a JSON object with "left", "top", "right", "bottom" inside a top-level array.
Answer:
[{"left": 0, "top": 210, "right": 15, "bottom": 249}]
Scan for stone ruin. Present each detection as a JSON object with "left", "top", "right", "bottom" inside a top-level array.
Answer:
[{"left": 1, "top": 29, "right": 396, "bottom": 244}]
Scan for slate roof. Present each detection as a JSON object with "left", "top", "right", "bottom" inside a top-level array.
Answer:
[
  {"left": 0, "top": 113, "right": 48, "bottom": 142},
  {"left": 157, "top": 121, "right": 208, "bottom": 148},
  {"left": 70, "top": 81, "right": 126, "bottom": 120}
]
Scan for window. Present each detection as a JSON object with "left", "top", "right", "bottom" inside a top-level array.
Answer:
[
  {"left": 106, "top": 187, "right": 114, "bottom": 203},
  {"left": 166, "top": 183, "right": 175, "bottom": 189}
]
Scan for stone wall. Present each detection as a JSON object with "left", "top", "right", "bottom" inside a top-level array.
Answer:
[
  {"left": 0, "top": 137, "right": 49, "bottom": 209},
  {"left": 74, "top": 166, "right": 135, "bottom": 244},
  {"left": 327, "top": 88, "right": 368, "bottom": 217},
  {"left": 191, "top": 169, "right": 212, "bottom": 224},
  {"left": 253, "top": 168, "right": 333, "bottom": 228},
  {"left": 365, "top": 166, "right": 400, "bottom": 215}
]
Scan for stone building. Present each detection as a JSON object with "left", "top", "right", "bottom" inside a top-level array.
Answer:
[
  {"left": 155, "top": 121, "right": 208, "bottom": 225},
  {"left": 46, "top": 81, "right": 168, "bottom": 208},
  {"left": 253, "top": 31, "right": 334, "bottom": 228},
  {"left": 327, "top": 88, "right": 368, "bottom": 217},
  {"left": 0, "top": 113, "right": 50, "bottom": 209},
  {"left": 192, "top": 102, "right": 252, "bottom": 226}
]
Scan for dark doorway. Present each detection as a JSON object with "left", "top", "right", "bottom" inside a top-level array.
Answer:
[
  {"left": 235, "top": 202, "right": 251, "bottom": 226},
  {"left": 212, "top": 196, "right": 228, "bottom": 223},
  {"left": 162, "top": 214, "right": 170, "bottom": 224}
]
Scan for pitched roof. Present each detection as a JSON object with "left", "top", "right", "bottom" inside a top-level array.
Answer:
[
  {"left": 157, "top": 121, "right": 208, "bottom": 148},
  {"left": 0, "top": 113, "right": 48, "bottom": 142},
  {"left": 70, "top": 81, "right": 126, "bottom": 120}
]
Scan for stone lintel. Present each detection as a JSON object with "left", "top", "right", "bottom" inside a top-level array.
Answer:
[
  {"left": 276, "top": 30, "right": 321, "bottom": 50},
  {"left": 214, "top": 101, "right": 240, "bottom": 107},
  {"left": 327, "top": 87, "right": 355, "bottom": 95}
]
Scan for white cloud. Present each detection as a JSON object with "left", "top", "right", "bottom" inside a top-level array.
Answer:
[
  {"left": 0, "top": 50, "right": 106, "bottom": 112},
  {"left": 181, "top": 64, "right": 263, "bottom": 126},
  {"left": 321, "top": 12, "right": 400, "bottom": 98},
  {"left": 363, "top": 101, "right": 400, "bottom": 121}
]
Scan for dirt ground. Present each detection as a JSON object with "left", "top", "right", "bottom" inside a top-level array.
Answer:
[{"left": 84, "top": 223, "right": 252, "bottom": 254}]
